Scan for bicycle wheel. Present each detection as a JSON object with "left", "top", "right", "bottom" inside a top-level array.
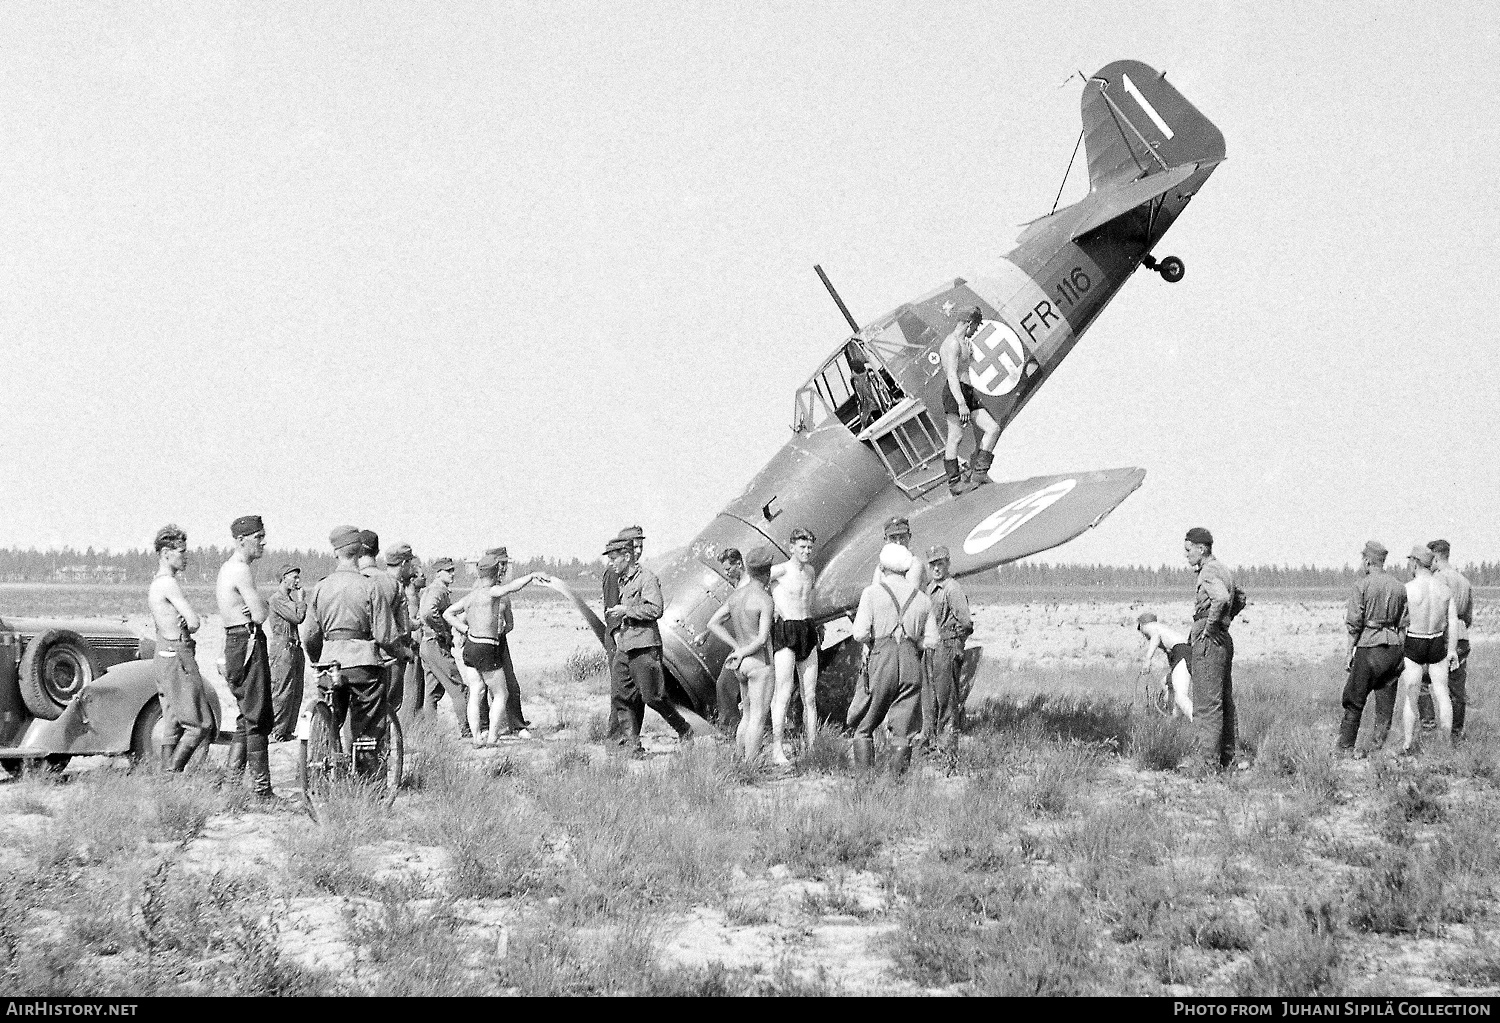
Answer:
[
  {"left": 300, "top": 703, "right": 344, "bottom": 797},
  {"left": 1146, "top": 674, "right": 1174, "bottom": 717},
  {"left": 380, "top": 712, "right": 405, "bottom": 792}
]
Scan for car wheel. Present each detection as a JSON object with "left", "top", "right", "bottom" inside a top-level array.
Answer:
[
  {"left": 23, "top": 754, "right": 70, "bottom": 777},
  {"left": 129, "top": 697, "right": 164, "bottom": 765},
  {"left": 1, "top": 758, "right": 20, "bottom": 779},
  {"left": 18, "top": 629, "right": 102, "bottom": 720}
]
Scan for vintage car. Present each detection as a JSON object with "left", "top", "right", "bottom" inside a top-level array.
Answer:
[{"left": 0, "top": 615, "right": 191, "bottom": 777}]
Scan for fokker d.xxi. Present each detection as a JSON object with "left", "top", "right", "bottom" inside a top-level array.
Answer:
[{"left": 634, "top": 60, "right": 1226, "bottom": 721}]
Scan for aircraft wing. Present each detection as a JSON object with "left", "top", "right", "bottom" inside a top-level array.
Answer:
[
  {"left": 1069, "top": 164, "right": 1199, "bottom": 240},
  {"left": 811, "top": 467, "right": 1146, "bottom": 615}
]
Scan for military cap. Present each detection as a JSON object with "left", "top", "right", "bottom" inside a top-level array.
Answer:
[
  {"left": 1408, "top": 545, "right": 1434, "bottom": 569},
  {"left": 616, "top": 525, "right": 645, "bottom": 541},
  {"left": 475, "top": 551, "right": 503, "bottom": 573},
  {"left": 485, "top": 546, "right": 508, "bottom": 560},
  {"left": 278, "top": 563, "right": 300, "bottom": 579},
  {"left": 960, "top": 305, "right": 983, "bottom": 324},
  {"left": 883, "top": 515, "right": 911, "bottom": 538},
  {"left": 718, "top": 547, "right": 743, "bottom": 564},
  {"left": 358, "top": 529, "right": 379, "bottom": 556},
  {"left": 385, "top": 543, "right": 414, "bottom": 566},
  {"left": 926, "top": 544, "right": 951, "bottom": 562},
  {"left": 1184, "top": 527, "right": 1214, "bottom": 547},
  {"left": 154, "top": 524, "right": 188, "bottom": 552},
  {"left": 603, "top": 537, "right": 632, "bottom": 556},
  {"left": 330, "top": 526, "right": 363, "bottom": 552},
  {"left": 1362, "top": 540, "right": 1388, "bottom": 560},
  {"left": 746, "top": 545, "right": 776, "bottom": 570},
  {"left": 430, "top": 557, "right": 456, "bottom": 574},
  {"left": 231, "top": 514, "right": 264, "bottom": 539}
]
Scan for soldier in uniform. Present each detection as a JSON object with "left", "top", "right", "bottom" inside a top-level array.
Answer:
[
  {"left": 601, "top": 526, "right": 644, "bottom": 743},
  {"left": 401, "top": 561, "right": 427, "bottom": 724},
  {"left": 146, "top": 525, "right": 218, "bottom": 771},
  {"left": 304, "top": 526, "right": 398, "bottom": 776},
  {"left": 603, "top": 534, "right": 693, "bottom": 755},
  {"left": 849, "top": 543, "right": 940, "bottom": 775},
  {"left": 1338, "top": 540, "right": 1408, "bottom": 757},
  {"left": 215, "top": 515, "right": 276, "bottom": 797},
  {"left": 1420, "top": 540, "right": 1473, "bottom": 741},
  {"left": 357, "top": 532, "right": 412, "bottom": 715},
  {"left": 923, "top": 545, "right": 973, "bottom": 747},
  {"left": 418, "top": 557, "right": 472, "bottom": 737},
  {"left": 267, "top": 564, "right": 307, "bottom": 743},
  {"left": 1184, "top": 526, "right": 1238, "bottom": 773}
]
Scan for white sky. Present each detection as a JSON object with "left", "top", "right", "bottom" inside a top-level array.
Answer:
[{"left": 2, "top": 1, "right": 1496, "bottom": 567}]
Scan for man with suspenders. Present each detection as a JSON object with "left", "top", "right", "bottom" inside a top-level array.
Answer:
[{"left": 849, "top": 543, "right": 940, "bottom": 774}]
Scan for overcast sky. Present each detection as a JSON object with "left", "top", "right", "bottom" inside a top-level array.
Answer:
[{"left": 2, "top": 1, "right": 1495, "bottom": 568}]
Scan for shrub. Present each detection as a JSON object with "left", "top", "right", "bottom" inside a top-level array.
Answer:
[
  {"left": 563, "top": 647, "right": 609, "bottom": 685},
  {"left": 1129, "top": 715, "right": 1196, "bottom": 771},
  {"left": 1348, "top": 847, "right": 1445, "bottom": 935}
]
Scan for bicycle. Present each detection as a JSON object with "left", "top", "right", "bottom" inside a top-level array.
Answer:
[
  {"left": 1136, "top": 660, "right": 1176, "bottom": 718},
  {"left": 298, "top": 661, "right": 404, "bottom": 813}
]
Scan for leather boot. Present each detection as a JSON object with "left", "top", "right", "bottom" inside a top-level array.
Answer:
[
  {"left": 246, "top": 735, "right": 274, "bottom": 798},
  {"left": 171, "top": 728, "right": 204, "bottom": 773},
  {"left": 159, "top": 743, "right": 176, "bottom": 773},
  {"left": 227, "top": 732, "right": 247, "bottom": 780},
  {"left": 851, "top": 737, "right": 874, "bottom": 773},
  {"left": 890, "top": 744, "right": 912, "bottom": 776},
  {"left": 971, "top": 448, "right": 995, "bottom": 485},
  {"left": 945, "top": 458, "right": 977, "bottom": 497},
  {"left": 1337, "top": 709, "right": 1361, "bottom": 752}
]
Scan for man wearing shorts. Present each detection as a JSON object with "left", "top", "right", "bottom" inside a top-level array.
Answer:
[
  {"left": 939, "top": 306, "right": 1001, "bottom": 496},
  {"left": 710, "top": 548, "right": 746, "bottom": 735},
  {"left": 216, "top": 515, "right": 276, "bottom": 798},
  {"left": 1397, "top": 545, "right": 1460, "bottom": 753},
  {"left": 770, "top": 526, "right": 820, "bottom": 766},
  {"left": 446, "top": 548, "right": 545, "bottom": 743},
  {"left": 708, "top": 546, "right": 776, "bottom": 761},
  {"left": 147, "top": 525, "right": 218, "bottom": 772},
  {"left": 1420, "top": 540, "right": 1472, "bottom": 741},
  {"left": 1136, "top": 613, "right": 1194, "bottom": 720},
  {"left": 1338, "top": 540, "right": 1407, "bottom": 757}
]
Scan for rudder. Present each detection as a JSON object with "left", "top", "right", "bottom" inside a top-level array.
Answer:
[{"left": 1082, "top": 60, "right": 1225, "bottom": 192}]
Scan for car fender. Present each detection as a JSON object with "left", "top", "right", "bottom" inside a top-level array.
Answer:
[{"left": 13, "top": 660, "right": 158, "bottom": 756}]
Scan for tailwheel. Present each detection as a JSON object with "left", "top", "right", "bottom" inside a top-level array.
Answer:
[
  {"left": 299, "top": 703, "right": 344, "bottom": 800},
  {"left": 1159, "top": 255, "right": 1185, "bottom": 283}
]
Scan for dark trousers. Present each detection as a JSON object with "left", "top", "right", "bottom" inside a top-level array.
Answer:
[
  {"left": 383, "top": 659, "right": 407, "bottom": 713},
  {"left": 269, "top": 643, "right": 305, "bottom": 741},
  {"left": 922, "top": 639, "right": 964, "bottom": 738},
  {"left": 401, "top": 654, "right": 423, "bottom": 717},
  {"left": 1189, "top": 621, "right": 1235, "bottom": 768},
  {"left": 224, "top": 625, "right": 275, "bottom": 739},
  {"left": 716, "top": 663, "right": 742, "bottom": 735},
  {"left": 493, "top": 636, "right": 527, "bottom": 732},
  {"left": 1418, "top": 639, "right": 1469, "bottom": 735},
  {"left": 610, "top": 645, "right": 689, "bottom": 744},
  {"left": 420, "top": 638, "right": 470, "bottom": 731},
  {"left": 321, "top": 665, "right": 386, "bottom": 748},
  {"left": 852, "top": 638, "right": 922, "bottom": 747},
  {"left": 1339, "top": 644, "right": 1403, "bottom": 749}
]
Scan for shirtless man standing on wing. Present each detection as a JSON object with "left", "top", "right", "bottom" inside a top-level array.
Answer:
[
  {"left": 1136, "top": 613, "right": 1194, "bottom": 720},
  {"left": 1397, "top": 545, "right": 1460, "bottom": 753},
  {"left": 769, "top": 527, "right": 819, "bottom": 766},
  {"left": 708, "top": 545, "right": 776, "bottom": 761}
]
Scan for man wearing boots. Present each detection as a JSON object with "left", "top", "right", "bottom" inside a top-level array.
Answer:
[
  {"left": 419, "top": 556, "right": 472, "bottom": 737},
  {"left": 267, "top": 564, "right": 307, "bottom": 743},
  {"left": 147, "top": 525, "right": 218, "bottom": 772},
  {"left": 849, "top": 543, "right": 940, "bottom": 775},
  {"left": 923, "top": 545, "right": 972, "bottom": 747},
  {"left": 358, "top": 532, "right": 412, "bottom": 716},
  {"left": 304, "top": 526, "right": 398, "bottom": 778},
  {"left": 938, "top": 305, "right": 1001, "bottom": 496},
  {"left": 1338, "top": 540, "right": 1408, "bottom": 758},
  {"left": 1184, "top": 526, "right": 1238, "bottom": 773},
  {"left": 604, "top": 534, "right": 694, "bottom": 755},
  {"left": 216, "top": 515, "right": 278, "bottom": 798}
]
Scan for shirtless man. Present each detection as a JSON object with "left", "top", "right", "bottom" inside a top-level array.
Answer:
[
  {"left": 938, "top": 306, "right": 1001, "bottom": 496},
  {"left": 711, "top": 549, "right": 746, "bottom": 734},
  {"left": 1397, "top": 545, "right": 1460, "bottom": 753},
  {"left": 1136, "top": 613, "right": 1194, "bottom": 720},
  {"left": 216, "top": 515, "right": 276, "bottom": 798},
  {"left": 769, "top": 527, "right": 820, "bottom": 765},
  {"left": 445, "top": 548, "right": 546, "bottom": 743},
  {"left": 708, "top": 546, "right": 776, "bottom": 761},
  {"left": 147, "top": 525, "right": 218, "bottom": 772},
  {"left": 1420, "top": 540, "right": 1473, "bottom": 741}
]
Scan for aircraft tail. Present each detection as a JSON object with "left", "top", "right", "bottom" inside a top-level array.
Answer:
[{"left": 1082, "top": 60, "right": 1225, "bottom": 191}]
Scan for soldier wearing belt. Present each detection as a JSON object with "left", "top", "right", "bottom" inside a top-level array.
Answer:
[
  {"left": 602, "top": 525, "right": 644, "bottom": 744},
  {"left": 267, "top": 563, "right": 307, "bottom": 743},
  {"left": 923, "top": 545, "right": 973, "bottom": 747},
  {"left": 603, "top": 535, "right": 693, "bottom": 755},
  {"left": 304, "top": 526, "right": 399, "bottom": 776},
  {"left": 1184, "top": 526, "right": 1237, "bottom": 772},
  {"left": 216, "top": 514, "right": 277, "bottom": 798},
  {"left": 1420, "top": 540, "right": 1473, "bottom": 741},
  {"left": 357, "top": 531, "right": 412, "bottom": 714},
  {"left": 418, "top": 557, "right": 472, "bottom": 737},
  {"left": 1338, "top": 540, "right": 1409, "bottom": 757},
  {"left": 849, "top": 543, "right": 940, "bottom": 775}
]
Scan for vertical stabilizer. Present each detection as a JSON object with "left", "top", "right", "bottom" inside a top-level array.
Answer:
[{"left": 1083, "top": 60, "right": 1225, "bottom": 191}]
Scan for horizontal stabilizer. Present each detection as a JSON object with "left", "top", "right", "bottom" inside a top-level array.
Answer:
[{"left": 1069, "top": 164, "right": 1198, "bottom": 240}]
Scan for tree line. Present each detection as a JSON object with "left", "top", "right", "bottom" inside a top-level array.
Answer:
[{"left": 991, "top": 561, "right": 1500, "bottom": 588}]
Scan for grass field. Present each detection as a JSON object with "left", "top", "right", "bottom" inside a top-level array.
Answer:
[{"left": 1, "top": 587, "right": 1496, "bottom": 996}]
